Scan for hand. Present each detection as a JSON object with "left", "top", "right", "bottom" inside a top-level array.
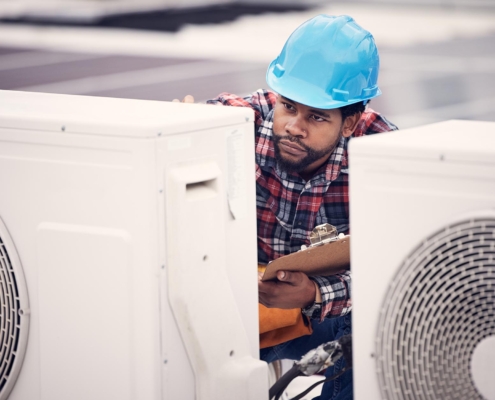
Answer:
[
  {"left": 172, "top": 95, "right": 195, "bottom": 103},
  {"left": 258, "top": 270, "right": 316, "bottom": 309}
]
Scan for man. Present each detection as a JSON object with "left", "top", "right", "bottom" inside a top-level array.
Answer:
[{"left": 179, "top": 14, "right": 397, "bottom": 399}]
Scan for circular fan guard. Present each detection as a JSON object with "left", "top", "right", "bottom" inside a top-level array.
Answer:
[
  {"left": 376, "top": 218, "right": 495, "bottom": 400},
  {"left": 0, "top": 219, "right": 30, "bottom": 400}
]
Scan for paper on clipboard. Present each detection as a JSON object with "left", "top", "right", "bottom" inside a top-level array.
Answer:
[{"left": 261, "top": 236, "right": 350, "bottom": 281}]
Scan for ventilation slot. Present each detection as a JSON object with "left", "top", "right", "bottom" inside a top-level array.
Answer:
[
  {"left": 0, "top": 219, "right": 29, "bottom": 400},
  {"left": 376, "top": 218, "right": 495, "bottom": 400}
]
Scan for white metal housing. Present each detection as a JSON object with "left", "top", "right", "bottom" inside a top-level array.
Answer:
[
  {"left": 350, "top": 120, "right": 495, "bottom": 400},
  {"left": 0, "top": 90, "right": 268, "bottom": 400}
]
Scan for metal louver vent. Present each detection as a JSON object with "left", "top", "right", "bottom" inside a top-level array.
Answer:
[
  {"left": 0, "top": 218, "right": 29, "bottom": 400},
  {"left": 376, "top": 218, "right": 495, "bottom": 400}
]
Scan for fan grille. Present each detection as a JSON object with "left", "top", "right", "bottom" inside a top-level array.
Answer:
[
  {"left": 0, "top": 221, "right": 29, "bottom": 400},
  {"left": 376, "top": 218, "right": 495, "bottom": 400}
]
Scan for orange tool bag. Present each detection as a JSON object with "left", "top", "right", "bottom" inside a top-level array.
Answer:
[
  {"left": 258, "top": 264, "right": 312, "bottom": 349},
  {"left": 258, "top": 304, "right": 312, "bottom": 349}
]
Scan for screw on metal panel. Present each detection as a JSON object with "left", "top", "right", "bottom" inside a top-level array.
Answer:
[
  {"left": 440, "top": 154, "right": 445, "bottom": 161},
  {"left": 163, "top": 359, "right": 168, "bottom": 364},
  {"left": 245, "top": 117, "right": 249, "bottom": 122},
  {"left": 61, "top": 126, "right": 65, "bottom": 132},
  {"left": 161, "top": 265, "right": 165, "bottom": 270},
  {"left": 157, "top": 132, "right": 162, "bottom": 136},
  {"left": 159, "top": 189, "right": 163, "bottom": 193},
  {"left": 230, "top": 350, "right": 234, "bottom": 357},
  {"left": 203, "top": 255, "right": 208, "bottom": 261}
]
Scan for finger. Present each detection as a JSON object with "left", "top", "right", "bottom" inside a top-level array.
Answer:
[
  {"left": 172, "top": 98, "right": 180, "bottom": 102},
  {"left": 183, "top": 95, "right": 195, "bottom": 103},
  {"left": 276, "top": 270, "right": 286, "bottom": 280},
  {"left": 258, "top": 279, "right": 274, "bottom": 293},
  {"left": 258, "top": 294, "right": 271, "bottom": 308},
  {"left": 258, "top": 284, "right": 279, "bottom": 308},
  {"left": 277, "top": 270, "right": 302, "bottom": 284}
]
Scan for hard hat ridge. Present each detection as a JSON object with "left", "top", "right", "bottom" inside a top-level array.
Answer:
[{"left": 266, "top": 14, "right": 381, "bottom": 109}]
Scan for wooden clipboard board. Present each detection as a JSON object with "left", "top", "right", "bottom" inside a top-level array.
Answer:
[{"left": 261, "top": 236, "right": 350, "bottom": 281}]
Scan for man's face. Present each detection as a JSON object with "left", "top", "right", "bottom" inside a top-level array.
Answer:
[{"left": 272, "top": 96, "right": 350, "bottom": 177}]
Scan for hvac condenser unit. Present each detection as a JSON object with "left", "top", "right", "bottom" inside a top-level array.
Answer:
[
  {"left": 350, "top": 120, "right": 495, "bottom": 400},
  {"left": 0, "top": 90, "right": 268, "bottom": 400}
]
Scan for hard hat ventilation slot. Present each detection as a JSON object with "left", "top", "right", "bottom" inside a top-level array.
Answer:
[
  {"left": 331, "top": 89, "right": 349, "bottom": 102},
  {"left": 273, "top": 64, "right": 285, "bottom": 78},
  {"left": 362, "top": 86, "right": 378, "bottom": 98}
]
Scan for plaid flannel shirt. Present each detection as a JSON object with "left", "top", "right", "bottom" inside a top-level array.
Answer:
[{"left": 208, "top": 89, "right": 398, "bottom": 320}]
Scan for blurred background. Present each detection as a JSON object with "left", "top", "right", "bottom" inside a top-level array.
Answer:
[
  {"left": 0, "top": 0, "right": 494, "bottom": 129},
  {"left": 0, "top": 1, "right": 493, "bottom": 398}
]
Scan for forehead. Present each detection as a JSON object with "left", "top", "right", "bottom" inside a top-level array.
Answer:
[{"left": 278, "top": 96, "right": 339, "bottom": 117}]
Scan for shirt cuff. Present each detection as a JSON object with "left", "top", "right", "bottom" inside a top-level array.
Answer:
[{"left": 302, "top": 301, "right": 322, "bottom": 319}]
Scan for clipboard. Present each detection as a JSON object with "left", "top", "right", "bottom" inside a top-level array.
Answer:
[{"left": 261, "top": 236, "right": 350, "bottom": 281}]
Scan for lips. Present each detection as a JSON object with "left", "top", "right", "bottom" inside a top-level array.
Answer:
[{"left": 278, "top": 140, "right": 307, "bottom": 156}]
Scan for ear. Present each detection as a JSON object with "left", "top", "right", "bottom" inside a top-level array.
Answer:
[{"left": 342, "top": 112, "right": 362, "bottom": 138}]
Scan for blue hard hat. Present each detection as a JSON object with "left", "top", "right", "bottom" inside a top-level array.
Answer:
[{"left": 266, "top": 14, "right": 381, "bottom": 109}]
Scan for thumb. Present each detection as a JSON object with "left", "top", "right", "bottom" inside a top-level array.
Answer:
[{"left": 277, "top": 270, "right": 299, "bottom": 283}]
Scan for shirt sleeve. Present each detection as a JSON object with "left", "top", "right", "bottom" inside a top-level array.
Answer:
[
  {"left": 354, "top": 108, "right": 399, "bottom": 137},
  {"left": 302, "top": 272, "right": 352, "bottom": 321},
  {"left": 206, "top": 89, "right": 277, "bottom": 126}
]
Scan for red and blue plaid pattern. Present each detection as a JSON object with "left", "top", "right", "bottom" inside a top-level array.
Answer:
[{"left": 208, "top": 90, "right": 398, "bottom": 320}]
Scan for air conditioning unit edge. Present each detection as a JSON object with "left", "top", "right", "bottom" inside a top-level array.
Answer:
[
  {"left": 350, "top": 119, "right": 495, "bottom": 400},
  {"left": 0, "top": 90, "right": 268, "bottom": 400}
]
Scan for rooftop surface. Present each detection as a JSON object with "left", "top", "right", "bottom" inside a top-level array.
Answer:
[{"left": 0, "top": 2, "right": 494, "bottom": 129}]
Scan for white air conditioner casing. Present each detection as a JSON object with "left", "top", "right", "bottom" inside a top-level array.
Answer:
[
  {"left": 350, "top": 120, "right": 495, "bottom": 400},
  {"left": 0, "top": 90, "right": 268, "bottom": 400}
]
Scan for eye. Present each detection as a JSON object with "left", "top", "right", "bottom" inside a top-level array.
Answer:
[
  {"left": 282, "top": 102, "right": 296, "bottom": 112},
  {"left": 310, "top": 114, "right": 326, "bottom": 122}
]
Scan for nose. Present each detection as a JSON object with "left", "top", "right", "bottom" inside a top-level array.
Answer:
[{"left": 285, "top": 115, "right": 308, "bottom": 138}]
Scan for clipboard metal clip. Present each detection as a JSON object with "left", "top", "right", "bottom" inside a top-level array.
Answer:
[{"left": 301, "top": 223, "right": 345, "bottom": 250}]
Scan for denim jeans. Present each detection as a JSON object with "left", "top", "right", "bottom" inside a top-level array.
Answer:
[{"left": 260, "top": 313, "right": 352, "bottom": 400}]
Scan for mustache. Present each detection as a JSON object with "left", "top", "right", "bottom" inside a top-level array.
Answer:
[{"left": 273, "top": 133, "right": 311, "bottom": 152}]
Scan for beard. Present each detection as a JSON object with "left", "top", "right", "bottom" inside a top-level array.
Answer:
[{"left": 272, "top": 129, "right": 342, "bottom": 174}]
